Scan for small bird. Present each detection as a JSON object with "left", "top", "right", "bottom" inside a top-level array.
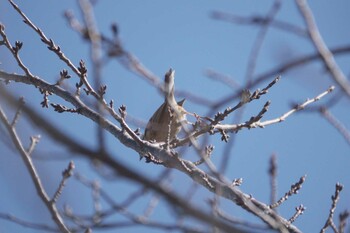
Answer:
[{"left": 143, "top": 68, "right": 187, "bottom": 143}]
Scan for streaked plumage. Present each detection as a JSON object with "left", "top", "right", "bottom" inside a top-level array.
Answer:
[{"left": 143, "top": 69, "right": 187, "bottom": 142}]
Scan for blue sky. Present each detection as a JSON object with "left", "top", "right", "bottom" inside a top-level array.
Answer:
[{"left": 1, "top": 1, "right": 350, "bottom": 232}]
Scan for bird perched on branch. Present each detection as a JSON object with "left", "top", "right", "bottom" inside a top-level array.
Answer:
[{"left": 143, "top": 68, "right": 187, "bottom": 143}]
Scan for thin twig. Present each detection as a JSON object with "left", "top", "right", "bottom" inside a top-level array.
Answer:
[
  {"left": 0, "top": 24, "right": 33, "bottom": 77},
  {"left": 204, "top": 69, "right": 241, "bottom": 90},
  {"left": 319, "top": 107, "right": 350, "bottom": 146},
  {"left": 91, "top": 180, "right": 102, "bottom": 223},
  {"left": 52, "top": 161, "right": 75, "bottom": 203},
  {"left": 338, "top": 210, "right": 349, "bottom": 233},
  {"left": 0, "top": 213, "right": 58, "bottom": 232},
  {"left": 288, "top": 205, "right": 306, "bottom": 225},
  {"left": 211, "top": 11, "right": 307, "bottom": 37},
  {"left": 269, "top": 175, "right": 306, "bottom": 209},
  {"left": 27, "top": 135, "right": 41, "bottom": 156},
  {"left": 10, "top": 96, "right": 25, "bottom": 127},
  {"left": 258, "top": 86, "right": 334, "bottom": 127},
  {"left": 214, "top": 208, "right": 270, "bottom": 231},
  {"left": 320, "top": 183, "right": 344, "bottom": 233},
  {"left": 269, "top": 154, "right": 278, "bottom": 206}
]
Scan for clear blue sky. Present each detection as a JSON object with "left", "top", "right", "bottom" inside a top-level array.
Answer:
[{"left": 1, "top": 1, "right": 350, "bottom": 232}]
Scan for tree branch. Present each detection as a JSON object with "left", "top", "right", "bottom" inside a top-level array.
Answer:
[
  {"left": 0, "top": 105, "right": 71, "bottom": 233},
  {"left": 295, "top": 0, "right": 350, "bottom": 98}
]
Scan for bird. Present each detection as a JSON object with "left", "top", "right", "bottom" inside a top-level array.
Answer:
[{"left": 143, "top": 68, "right": 187, "bottom": 143}]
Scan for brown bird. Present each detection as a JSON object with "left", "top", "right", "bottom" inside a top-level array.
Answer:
[{"left": 143, "top": 68, "right": 187, "bottom": 143}]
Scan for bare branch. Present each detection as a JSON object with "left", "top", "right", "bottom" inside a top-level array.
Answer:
[
  {"left": 52, "top": 161, "right": 75, "bottom": 203},
  {"left": 320, "top": 183, "right": 344, "bottom": 233},
  {"left": 319, "top": 107, "right": 350, "bottom": 146},
  {"left": 174, "top": 76, "right": 281, "bottom": 147},
  {"left": 0, "top": 213, "right": 58, "bottom": 232},
  {"left": 338, "top": 210, "right": 349, "bottom": 233},
  {"left": 211, "top": 11, "right": 307, "bottom": 37},
  {"left": 214, "top": 45, "right": 350, "bottom": 111},
  {"left": 0, "top": 105, "right": 71, "bottom": 233},
  {"left": 244, "top": 0, "right": 281, "bottom": 82},
  {"left": 10, "top": 96, "right": 25, "bottom": 127},
  {"left": 78, "top": 0, "right": 106, "bottom": 154},
  {"left": 257, "top": 86, "right": 334, "bottom": 128},
  {"left": 3, "top": 1, "right": 346, "bottom": 232},
  {"left": 295, "top": 0, "right": 350, "bottom": 98},
  {"left": 0, "top": 24, "right": 34, "bottom": 77},
  {"left": 0, "top": 78, "right": 302, "bottom": 232},
  {"left": 288, "top": 205, "right": 306, "bottom": 225},
  {"left": 27, "top": 135, "right": 41, "bottom": 156},
  {"left": 269, "top": 154, "right": 278, "bottom": 206},
  {"left": 269, "top": 175, "right": 306, "bottom": 209},
  {"left": 204, "top": 69, "right": 241, "bottom": 90}
]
